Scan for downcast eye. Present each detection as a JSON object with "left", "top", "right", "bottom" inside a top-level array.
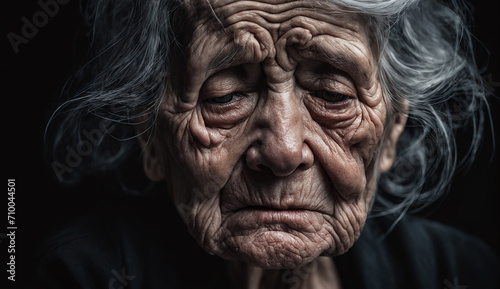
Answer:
[
  {"left": 313, "top": 90, "right": 351, "bottom": 103},
  {"left": 205, "top": 93, "right": 235, "bottom": 104}
]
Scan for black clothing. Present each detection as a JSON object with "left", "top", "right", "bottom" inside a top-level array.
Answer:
[{"left": 28, "top": 197, "right": 499, "bottom": 289}]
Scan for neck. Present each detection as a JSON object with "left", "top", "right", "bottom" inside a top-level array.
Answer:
[{"left": 228, "top": 257, "right": 343, "bottom": 289}]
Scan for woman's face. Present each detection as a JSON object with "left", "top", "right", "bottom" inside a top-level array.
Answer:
[{"left": 140, "top": 0, "right": 406, "bottom": 269}]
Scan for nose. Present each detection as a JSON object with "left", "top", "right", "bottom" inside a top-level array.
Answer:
[{"left": 246, "top": 90, "right": 314, "bottom": 176}]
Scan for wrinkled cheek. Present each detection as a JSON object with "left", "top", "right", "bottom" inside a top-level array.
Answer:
[
  {"left": 334, "top": 160, "right": 366, "bottom": 201},
  {"left": 321, "top": 124, "right": 382, "bottom": 202},
  {"left": 172, "top": 180, "right": 217, "bottom": 219},
  {"left": 312, "top": 139, "right": 367, "bottom": 203},
  {"left": 308, "top": 138, "right": 379, "bottom": 255},
  {"left": 319, "top": 149, "right": 375, "bottom": 251},
  {"left": 326, "top": 198, "right": 368, "bottom": 256},
  {"left": 167, "top": 158, "right": 227, "bottom": 242},
  {"left": 327, "top": 153, "right": 382, "bottom": 255},
  {"left": 154, "top": 117, "right": 224, "bottom": 241},
  {"left": 166, "top": 173, "right": 227, "bottom": 252}
]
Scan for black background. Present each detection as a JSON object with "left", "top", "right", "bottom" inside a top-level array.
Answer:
[{"left": 2, "top": 0, "right": 499, "bottom": 286}]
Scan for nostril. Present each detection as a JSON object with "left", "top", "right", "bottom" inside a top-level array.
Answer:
[
  {"left": 246, "top": 139, "right": 313, "bottom": 176},
  {"left": 256, "top": 164, "right": 266, "bottom": 172}
]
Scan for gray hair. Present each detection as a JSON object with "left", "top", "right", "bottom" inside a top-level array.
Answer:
[{"left": 46, "top": 0, "right": 491, "bottom": 217}]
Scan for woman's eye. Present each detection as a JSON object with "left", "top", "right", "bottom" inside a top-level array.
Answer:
[
  {"left": 205, "top": 93, "right": 236, "bottom": 104},
  {"left": 313, "top": 91, "right": 351, "bottom": 103}
]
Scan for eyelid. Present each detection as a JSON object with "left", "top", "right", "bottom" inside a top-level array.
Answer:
[
  {"left": 313, "top": 90, "right": 353, "bottom": 103},
  {"left": 304, "top": 90, "right": 357, "bottom": 124},
  {"left": 205, "top": 93, "right": 234, "bottom": 104},
  {"left": 321, "top": 80, "right": 357, "bottom": 99},
  {"left": 200, "top": 91, "right": 256, "bottom": 128},
  {"left": 201, "top": 88, "right": 237, "bottom": 101},
  {"left": 201, "top": 93, "right": 253, "bottom": 119},
  {"left": 200, "top": 69, "right": 241, "bottom": 100},
  {"left": 200, "top": 63, "right": 262, "bottom": 100},
  {"left": 295, "top": 62, "right": 358, "bottom": 98},
  {"left": 204, "top": 92, "right": 247, "bottom": 105}
]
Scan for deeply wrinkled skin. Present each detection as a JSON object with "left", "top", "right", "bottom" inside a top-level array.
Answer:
[{"left": 140, "top": 0, "right": 406, "bottom": 274}]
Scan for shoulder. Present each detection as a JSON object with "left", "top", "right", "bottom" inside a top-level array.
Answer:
[
  {"left": 358, "top": 214, "right": 499, "bottom": 289},
  {"left": 391, "top": 215, "right": 498, "bottom": 269},
  {"left": 337, "top": 214, "right": 499, "bottom": 289},
  {"left": 27, "top": 201, "right": 179, "bottom": 289},
  {"left": 26, "top": 198, "right": 230, "bottom": 289},
  {"left": 396, "top": 215, "right": 495, "bottom": 256}
]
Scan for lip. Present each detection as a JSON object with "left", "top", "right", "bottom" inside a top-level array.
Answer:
[
  {"left": 227, "top": 206, "right": 325, "bottom": 233},
  {"left": 230, "top": 200, "right": 332, "bottom": 216},
  {"left": 246, "top": 207, "right": 316, "bottom": 223}
]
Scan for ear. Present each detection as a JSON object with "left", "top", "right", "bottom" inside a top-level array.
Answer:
[
  {"left": 136, "top": 126, "right": 165, "bottom": 182},
  {"left": 379, "top": 104, "right": 408, "bottom": 173}
]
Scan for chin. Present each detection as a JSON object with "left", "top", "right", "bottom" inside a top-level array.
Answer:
[
  {"left": 228, "top": 232, "right": 327, "bottom": 269},
  {"left": 204, "top": 207, "right": 362, "bottom": 269}
]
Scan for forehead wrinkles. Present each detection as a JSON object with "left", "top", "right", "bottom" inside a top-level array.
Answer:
[
  {"left": 182, "top": 0, "right": 376, "bottom": 84},
  {"left": 201, "top": 0, "right": 373, "bottom": 62},
  {"left": 184, "top": 0, "right": 367, "bottom": 35},
  {"left": 213, "top": 0, "right": 367, "bottom": 35}
]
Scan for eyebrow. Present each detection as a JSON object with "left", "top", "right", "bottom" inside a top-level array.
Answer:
[
  {"left": 204, "top": 38, "right": 372, "bottom": 87},
  {"left": 305, "top": 41, "right": 372, "bottom": 87}
]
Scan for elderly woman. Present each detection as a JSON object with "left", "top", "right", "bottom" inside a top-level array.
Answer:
[{"left": 35, "top": 0, "right": 498, "bottom": 288}]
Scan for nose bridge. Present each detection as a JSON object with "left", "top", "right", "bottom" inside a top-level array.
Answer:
[
  {"left": 249, "top": 87, "right": 309, "bottom": 176},
  {"left": 266, "top": 89, "right": 303, "bottom": 148},
  {"left": 262, "top": 52, "right": 303, "bottom": 150}
]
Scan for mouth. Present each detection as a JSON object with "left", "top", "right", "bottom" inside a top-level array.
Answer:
[
  {"left": 231, "top": 198, "right": 332, "bottom": 215},
  {"left": 226, "top": 205, "right": 327, "bottom": 233}
]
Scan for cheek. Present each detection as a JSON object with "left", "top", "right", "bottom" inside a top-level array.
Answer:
[
  {"left": 155, "top": 104, "right": 252, "bottom": 240},
  {"left": 303, "top": 102, "right": 386, "bottom": 254},
  {"left": 306, "top": 100, "right": 386, "bottom": 201}
]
